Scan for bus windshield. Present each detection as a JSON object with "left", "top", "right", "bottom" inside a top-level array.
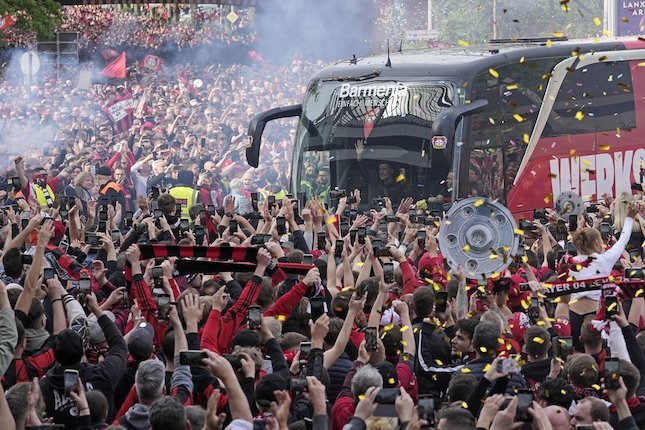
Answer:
[{"left": 292, "top": 79, "right": 462, "bottom": 205}]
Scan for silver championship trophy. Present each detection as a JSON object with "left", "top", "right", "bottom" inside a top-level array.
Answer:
[
  {"left": 554, "top": 191, "right": 584, "bottom": 220},
  {"left": 438, "top": 197, "right": 520, "bottom": 279}
]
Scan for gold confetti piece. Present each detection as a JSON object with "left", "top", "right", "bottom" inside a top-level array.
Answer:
[
  {"left": 513, "top": 114, "right": 524, "bottom": 122},
  {"left": 521, "top": 256, "right": 528, "bottom": 264},
  {"left": 479, "top": 346, "right": 487, "bottom": 353},
  {"left": 388, "top": 378, "right": 396, "bottom": 384},
  {"left": 461, "top": 402, "right": 468, "bottom": 409},
  {"left": 506, "top": 84, "right": 518, "bottom": 90},
  {"left": 520, "top": 56, "right": 525, "bottom": 63},
  {"left": 602, "top": 29, "right": 610, "bottom": 37},
  {"left": 592, "top": 384, "right": 601, "bottom": 390},
  {"left": 514, "top": 228, "right": 525, "bottom": 235},
  {"left": 489, "top": 68, "right": 499, "bottom": 78},
  {"left": 384, "top": 324, "right": 394, "bottom": 331},
  {"left": 413, "top": 327, "right": 420, "bottom": 334},
  {"left": 474, "top": 199, "right": 484, "bottom": 207},
  {"left": 545, "top": 39, "right": 552, "bottom": 48},
  {"left": 491, "top": 272, "right": 500, "bottom": 279},
  {"left": 544, "top": 195, "right": 551, "bottom": 204},
  {"left": 483, "top": 364, "right": 491, "bottom": 372},
  {"left": 523, "top": 133, "right": 530, "bottom": 144},
  {"left": 638, "top": 62, "right": 645, "bottom": 67},
  {"left": 489, "top": 254, "right": 498, "bottom": 260},
  {"left": 599, "top": 55, "right": 608, "bottom": 62},
  {"left": 435, "top": 359, "right": 443, "bottom": 365},
  {"left": 458, "top": 39, "right": 470, "bottom": 47},
  {"left": 593, "top": 17, "right": 602, "bottom": 26},
  {"left": 607, "top": 302, "right": 617, "bottom": 311},
  {"left": 569, "top": 149, "right": 576, "bottom": 157},
  {"left": 553, "top": 31, "right": 564, "bottom": 37},
  {"left": 636, "top": 289, "right": 643, "bottom": 297},
  {"left": 575, "top": 111, "right": 585, "bottom": 120},
  {"left": 537, "top": 321, "right": 545, "bottom": 326},
  {"left": 461, "top": 368, "right": 471, "bottom": 373},
  {"left": 561, "top": 389, "right": 567, "bottom": 395},
  {"left": 498, "top": 338, "right": 506, "bottom": 345},
  {"left": 569, "top": 299, "right": 579, "bottom": 305},
  {"left": 401, "top": 340, "right": 407, "bottom": 346},
  {"left": 277, "top": 315, "right": 286, "bottom": 322},
  {"left": 395, "top": 173, "right": 406, "bottom": 183},
  {"left": 400, "top": 325, "right": 409, "bottom": 333},
  {"left": 463, "top": 244, "right": 471, "bottom": 252},
  {"left": 599, "top": 145, "right": 610, "bottom": 151},
  {"left": 582, "top": 159, "right": 591, "bottom": 166}
]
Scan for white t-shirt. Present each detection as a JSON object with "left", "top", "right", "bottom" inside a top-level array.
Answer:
[{"left": 569, "top": 217, "right": 634, "bottom": 301}]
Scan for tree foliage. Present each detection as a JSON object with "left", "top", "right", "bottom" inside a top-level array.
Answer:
[
  {"left": 433, "top": 0, "right": 605, "bottom": 45},
  {"left": 0, "top": 0, "right": 62, "bottom": 39}
]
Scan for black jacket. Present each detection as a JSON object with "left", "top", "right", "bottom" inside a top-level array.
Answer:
[
  {"left": 327, "top": 352, "right": 353, "bottom": 403},
  {"left": 412, "top": 319, "right": 456, "bottom": 400},
  {"left": 521, "top": 358, "right": 551, "bottom": 395},
  {"left": 40, "top": 314, "right": 128, "bottom": 429},
  {"left": 462, "top": 357, "right": 527, "bottom": 394}
]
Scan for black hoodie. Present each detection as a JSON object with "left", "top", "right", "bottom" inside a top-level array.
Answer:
[
  {"left": 521, "top": 358, "right": 551, "bottom": 396},
  {"left": 39, "top": 314, "right": 128, "bottom": 430}
]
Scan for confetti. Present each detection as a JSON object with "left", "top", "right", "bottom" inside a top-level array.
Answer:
[
  {"left": 474, "top": 199, "right": 484, "bottom": 207},
  {"left": 463, "top": 244, "right": 471, "bottom": 252},
  {"left": 523, "top": 133, "right": 530, "bottom": 144},
  {"left": 277, "top": 315, "right": 286, "bottom": 322},
  {"left": 569, "top": 149, "right": 576, "bottom": 157},
  {"left": 513, "top": 114, "right": 524, "bottom": 122},
  {"left": 400, "top": 325, "right": 409, "bottom": 333},
  {"left": 461, "top": 368, "right": 471, "bottom": 373},
  {"left": 506, "top": 84, "right": 518, "bottom": 90},
  {"left": 593, "top": 17, "right": 602, "bottom": 26},
  {"left": 545, "top": 39, "right": 552, "bottom": 48},
  {"left": 514, "top": 228, "right": 525, "bottom": 235},
  {"left": 384, "top": 324, "right": 394, "bottom": 331},
  {"left": 461, "top": 402, "right": 468, "bottom": 409},
  {"left": 575, "top": 111, "right": 585, "bottom": 120},
  {"left": 435, "top": 359, "right": 443, "bottom": 365},
  {"left": 553, "top": 32, "right": 564, "bottom": 38},
  {"left": 520, "top": 56, "right": 525, "bottom": 63},
  {"left": 458, "top": 39, "right": 470, "bottom": 47},
  {"left": 489, "top": 68, "right": 499, "bottom": 78},
  {"left": 479, "top": 347, "right": 488, "bottom": 353},
  {"left": 388, "top": 378, "right": 396, "bottom": 384},
  {"left": 599, "top": 145, "right": 610, "bottom": 151}
]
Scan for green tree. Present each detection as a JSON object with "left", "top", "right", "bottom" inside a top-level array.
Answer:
[{"left": 0, "top": 0, "right": 61, "bottom": 39}]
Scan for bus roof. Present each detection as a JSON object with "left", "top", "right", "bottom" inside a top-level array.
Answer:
[{"left": 312, "top": 37, "right": 643, "bottom": 82}]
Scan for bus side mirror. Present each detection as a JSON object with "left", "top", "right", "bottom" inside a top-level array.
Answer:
[
  {"left": 431, "top": 99, "right": 488, "bottom": 146},
  {"left": 246, "top": 104, "right": 302, "bottom": 167}
]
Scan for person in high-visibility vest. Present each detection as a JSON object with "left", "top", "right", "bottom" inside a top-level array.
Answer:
[
  {"left": 95, "top": 165, "right": 125, "bottom": 210},
  {"left": 169, "top": 170, "right": 201, "bottom": 220}
]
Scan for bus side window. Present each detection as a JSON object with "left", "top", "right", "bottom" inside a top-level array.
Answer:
[{"left": 542, "top": 61, "right": 636, "bottom": 138}]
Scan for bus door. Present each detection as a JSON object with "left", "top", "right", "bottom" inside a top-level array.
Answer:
[{"left": 510, "top": 47, "right": 645, "bottom": 219}]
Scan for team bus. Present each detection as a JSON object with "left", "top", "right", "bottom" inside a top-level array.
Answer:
[{"left": 246, "top": 37, "right": 645, "bottom": 218}]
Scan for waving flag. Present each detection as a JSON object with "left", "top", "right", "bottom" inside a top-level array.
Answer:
[
  {"left": 101, "top": 52, "right": 126, "bottom": 79},
  {"left": 0, "top": 15, "right": 15, "bottom": 32}
]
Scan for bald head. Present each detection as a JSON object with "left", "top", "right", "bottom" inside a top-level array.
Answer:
[{"left": 544, "top": 405, "right": 570, "bottom": 430}]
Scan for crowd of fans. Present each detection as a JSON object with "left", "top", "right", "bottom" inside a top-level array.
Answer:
[{"left": 0, "top": 7, "right": 642, "bottom": 430}]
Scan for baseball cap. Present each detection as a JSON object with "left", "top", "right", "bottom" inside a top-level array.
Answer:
[
  {"left": 87, "top": 311, "right": 116, "bottom": 344},
  {"left": 128, "top": 322, "right": 155, "bottom": 361},
  {"left": 96, "top": 166, "right": 113, "bottom": 177}
]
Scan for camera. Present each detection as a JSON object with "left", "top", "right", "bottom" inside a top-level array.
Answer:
[
  {"left": 519, "top": 219, "right": 535, "bottom": 231},
  {"left": 224, "top": 354, "right": 242, "bottom": 370},
  {"left": 533, "top": 208, "right": 546, "bottom": 220},
  {"left": 372, "top": 198, "right": 384, "bottom": 208}
]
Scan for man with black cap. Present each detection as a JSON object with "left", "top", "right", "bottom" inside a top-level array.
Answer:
[
  {"left": 114, "top": 322, "right": 155, "bottom": 409},
  {"left": 96, "top": 165, "right": 125, "bottom": 210},
  {"left": 169, "top": 169, "right": 201, "bottom": 221}
]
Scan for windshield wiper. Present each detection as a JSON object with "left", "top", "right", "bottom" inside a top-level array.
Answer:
[{"left": 321, "top": 71, "right": 381, "bottom": 83}]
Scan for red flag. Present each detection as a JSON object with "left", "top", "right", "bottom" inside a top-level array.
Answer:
[
  {"left": 101, "top": 52, "right": 126, "bottom": 79},
  {"left": 0, "top": 16, "right": 15, "bottom": 32},
  {"left": 247, "top": 50, "right": 267, "bottom": 64}
]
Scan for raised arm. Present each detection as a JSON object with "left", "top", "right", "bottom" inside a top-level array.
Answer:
[
  {"left": 15, "top": 220, "right": 53, "bottom": 315},
  {"left": 324, "top": 294, "right": 365, "bottom": 369}
]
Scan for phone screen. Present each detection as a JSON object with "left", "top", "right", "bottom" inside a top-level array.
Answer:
[
  {"left": 229, "top": 220, "right": 238, "bottom": 234},
  {"left": 179, "top": 350, "right": 207, "bottom": 366},
  {"left": 365, "top": 327, "right": 378, "bottom": 352},
  {"left": 299, "top": 342, "right": 312, "bottom": 361},
  {"left": 310, "top": 297, "right": 325, "bottom": 321},
  {"left": 248, "top": 306, "right": 262, "bottom": 329},
  {"left": 317, "top": 232, "right": 326, "bottom": 250},
  {"left": 604, "top": 358, "right": 620, "bottom": 389},
  {"left": 383, "top": 262, "right": 394, "bottom": 284},
  {"left": 303, "top": 254, "right": 313, "bottom": 265},
  {"left": 418, "top": 396, "right": 435, "bottom": 427},
  {"left": 605, "top": 295, "right": 619, "bottom": 318},
  {"left": 357, "top": 227, "right": 366, "bottom": 245},
  {"left": 64, "top": 370, "right": 79, "bottom": 395},
  {"left": 516, "top": 389, "right": 533, "bottom": 422},
  {"left": 435, "top": 291, "right": 448, "bottom": 313},
  {"left": 44, "top": 268, "right": 56, "bottom": 281}
]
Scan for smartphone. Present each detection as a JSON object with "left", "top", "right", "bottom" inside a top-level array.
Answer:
[
  {"left": 383, "top": 262, "right": 394, "bottom": 284},
  {"left": 124, "top": 211, "right": 134, "bottom": 228},
  {"left": 229, "top": 220, "right": 239, "bottom": 234},
  {"left": 180, "top": 219, "right": 189, "bottom": 231},
  {"left": 156, "top": 294, "right": 171, "bottom": 321},
  {"left": 200, "top": 137, "right": 206, "bottom": 148},
  {"left": 604, "top": 357, "right": 620, "bottom": 390},
  {"left": 43, "top": 268, "right": 56, "bottom": 281},
  {"left": 554, "top": 336, "right": 573, "bottom": 361},
  {"left": 22, "top": 218, "right": 28, "bottom": 230},
  {"left": 528, "top": 297, "right": 540, "bottom": 322},
  {"left": 569, "top": 214, "right": 578, "bottom": 232},
  {"left": 175, "top": 204, "right": 182, "bottom": 216},
  {"left": 268, "top": 195, "right": 276, "bottom": 207},
  {"left": 78, "top": 278, "right": 92, "bottom": 295},
  {"left": 519, "top": 282, "right": 531, "bottom": 293},
  {"left": 435, "top": 291, "right": 448, "bottom": 313},
  {"left": 276, "top": 216, "right": 286, "bottom": 235},
  {"left": 251, "top": 234, "right": 269, "bottom": 245},
  {"left": 299, "top": 341, "right": 312, "bottom": 362},
  {"left": 303, "top": 254, "right": 313, "bottom": 265},
  {"left": 288, "top": 377, "right": 308, "bottom": 392},
  {"left": 179, "top": 350, "right": 207, "bottom": 366},
  {"left": 626, "top": 268, "right": 644, "bottom": 279},
  {"left": 122, "top": 290, "right": 129, "bottom": 309},
  {"left": 365, "top": 327, "right": 378, "bottom": 352},
  {"left": 207, "top": 205, "right": 215, "bottom": 216},
  {"left": 516, "top": 388, "right": 533, "bottom": 422},
  {"left": 151, "top": 266, "right": 164, "bottom": 278},
  {"left": 357, "top": 227, "right": 366, "bottom": 245},
  {"left": 99, "top": 210, "right": 108, "bottom": 222},
  {"left": 310, "top": 296, "right": 325, "bottom": 321},
  {"left": 418, "top": 395, "right": 435, "bottom": 427},
  {"left": 194, "top": 226, "right": 205, "bottom": 243},
  {"left": 64, "top": 369, "right": 79, "bottom": 396},
  {"left": 349, "top": 229, "right": 357, "bottom": 245},
  {"left": 599, "top": 222, "right": 612, "bottom": 237},
  {"left": 499, "top": 356, "right": 520, "bottom": 374},
  {"left": 317, "top": 231, "right": 326, "bottom": 250},
  {"left": 251, "top": 192, "right": 259, "bottom": 210},
  {"left": 248, "top": 305, "right": 262, "bottom": 330},
  {"left": 85, "top": 232, "right": 100, "bottom": 247},
  {"left": 334, "top": 240, "right": 344, "bottom": 259},
  {"left": 575, "top": 425, "right": 594, "bottom": 430},
  {"left": 111, "top": 229, "right": 120, "bottom": 242},
  {"left": 604, "top": 295, "right": 619, "bottom": 319},
  {"left": 417, "top": 230, "right": 427, "bottom": 247}
]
